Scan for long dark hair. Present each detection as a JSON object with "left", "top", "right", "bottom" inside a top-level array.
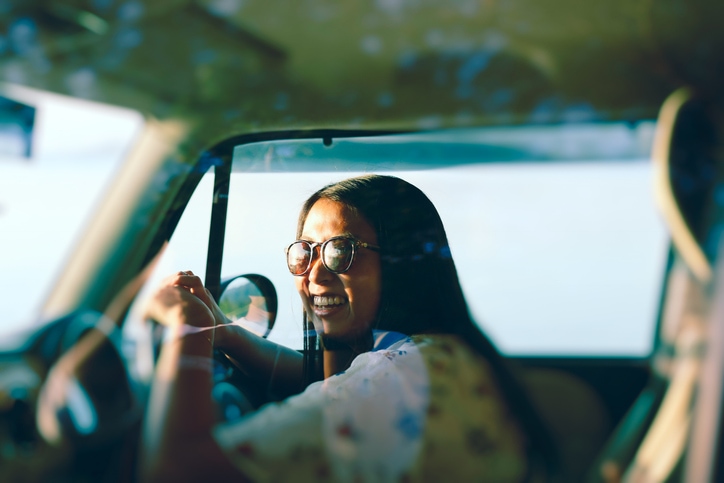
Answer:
[{"left": 297, "top": 174, "right": 559, "bottom": 480}]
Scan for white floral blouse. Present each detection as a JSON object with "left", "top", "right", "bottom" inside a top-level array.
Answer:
[{"left": 213, "top": 332, "right": 527, "bottom": 482}]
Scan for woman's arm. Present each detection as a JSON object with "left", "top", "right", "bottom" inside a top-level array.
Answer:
[
  {"left": 140, "top": 274, "right": 243, "bottom": 481},
  {"left": 215, "top": 324, "right": 305, "bottom": 397}
]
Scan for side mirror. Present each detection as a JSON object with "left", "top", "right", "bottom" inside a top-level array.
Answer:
[{"left": 218, "top": 274, "right": 277, "bottom": 338}]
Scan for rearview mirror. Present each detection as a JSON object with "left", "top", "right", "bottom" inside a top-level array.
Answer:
[
  {"left": 0, "top": 95, "right": 35, "bottom": 158},
  {"left": 218, "top": 274, "right": 277, "bottom": 338}
]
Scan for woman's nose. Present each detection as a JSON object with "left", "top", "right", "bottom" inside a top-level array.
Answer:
[{"left": 307, "top": 249, "right": 332, "bottom": 283}]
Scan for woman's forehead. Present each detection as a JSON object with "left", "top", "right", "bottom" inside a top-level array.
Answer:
[{"left": 302, "top": 199, "right": 377, "bottom": 242}]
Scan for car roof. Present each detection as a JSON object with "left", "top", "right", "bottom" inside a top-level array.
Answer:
[{"left": 2, "top": 0, "right": 723, "bottom": 146}]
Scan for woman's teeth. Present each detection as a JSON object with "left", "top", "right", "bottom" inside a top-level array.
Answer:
[{"left": 314, "top": 295, "right": 346, "bottom": 307}]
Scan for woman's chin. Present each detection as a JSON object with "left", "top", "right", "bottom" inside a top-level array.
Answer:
[{"left": 313, "top": 306, "right": 348, "bottom": 331}]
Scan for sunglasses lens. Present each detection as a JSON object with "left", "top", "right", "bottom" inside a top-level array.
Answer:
[
  {"left": 323, "top": 238, "right": 354, "bottom": 273},
  {"left": 287, "top": 241, "right": 311, "bottom": 275}
]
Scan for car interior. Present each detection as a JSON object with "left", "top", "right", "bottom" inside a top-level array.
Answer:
[
  {"left": 1, "top": 1, "right": 723, "bottom": 482},
  {"left": 6, "top": 97, "right": 698, "bottom": 482}
]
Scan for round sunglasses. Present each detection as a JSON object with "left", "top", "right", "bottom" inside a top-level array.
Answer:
[{"left": 285, "top": 236, "right": 380, "bottom": 275}]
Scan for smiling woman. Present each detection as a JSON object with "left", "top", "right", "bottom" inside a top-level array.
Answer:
[{"left": 141, "top": 174, "right": 555, "bottom": 482}]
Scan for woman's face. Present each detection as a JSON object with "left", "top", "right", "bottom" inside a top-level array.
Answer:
[{"left": 296, "top": 198, "right": 381, "bottom": 340}]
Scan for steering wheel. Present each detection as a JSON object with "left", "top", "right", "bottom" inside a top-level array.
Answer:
[
  {"left": 16, "top": 273, "right": 277, "bottom": 481},
  {"left": 0, "top": 310, "right": 146, "bottom": 481},
  {"left": 33, "top": 311, "right": 141, "bottom": 447}
]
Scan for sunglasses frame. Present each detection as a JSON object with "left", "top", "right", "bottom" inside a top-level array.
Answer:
[{"left": 285, "top": 235, "right": 380, "bottom": 276}]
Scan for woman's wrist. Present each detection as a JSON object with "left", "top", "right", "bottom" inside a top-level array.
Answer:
[
  {"left": 213, "top": 322, "right": 229, "bottom": 348},
  {"left": 163, "top": 323, "right": 214, "bottom": 345},
  {"left": 213, "top": 322, "right": 247, "bottom": 350}
]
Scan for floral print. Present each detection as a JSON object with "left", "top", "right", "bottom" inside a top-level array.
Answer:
[{"left": 213, "top": 332, "right": 527, "bottom": 482}]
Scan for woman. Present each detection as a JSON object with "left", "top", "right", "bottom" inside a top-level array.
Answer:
[{"left": 142, "top": 175, "right": 556, "bottom": 482}]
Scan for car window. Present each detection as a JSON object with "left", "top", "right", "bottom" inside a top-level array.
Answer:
[{"left": 219, "top": 123, "right": 668, "bottom": 356}]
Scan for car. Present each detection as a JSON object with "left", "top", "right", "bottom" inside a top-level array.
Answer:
[{"left": 1, "top": 0, "right": 723, "bottom": 481}]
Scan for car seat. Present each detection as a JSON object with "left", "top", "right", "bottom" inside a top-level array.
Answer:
[{"left": 587, "top": 87, "right": 722, "bottom": 482}]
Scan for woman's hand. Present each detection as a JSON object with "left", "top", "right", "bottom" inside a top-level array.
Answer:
[
  {"left": 144, "top": 271, "right": 215, "bottom": 329},
  {"left": 177, "top": 271, "right": 232, "bottom": 327}
]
